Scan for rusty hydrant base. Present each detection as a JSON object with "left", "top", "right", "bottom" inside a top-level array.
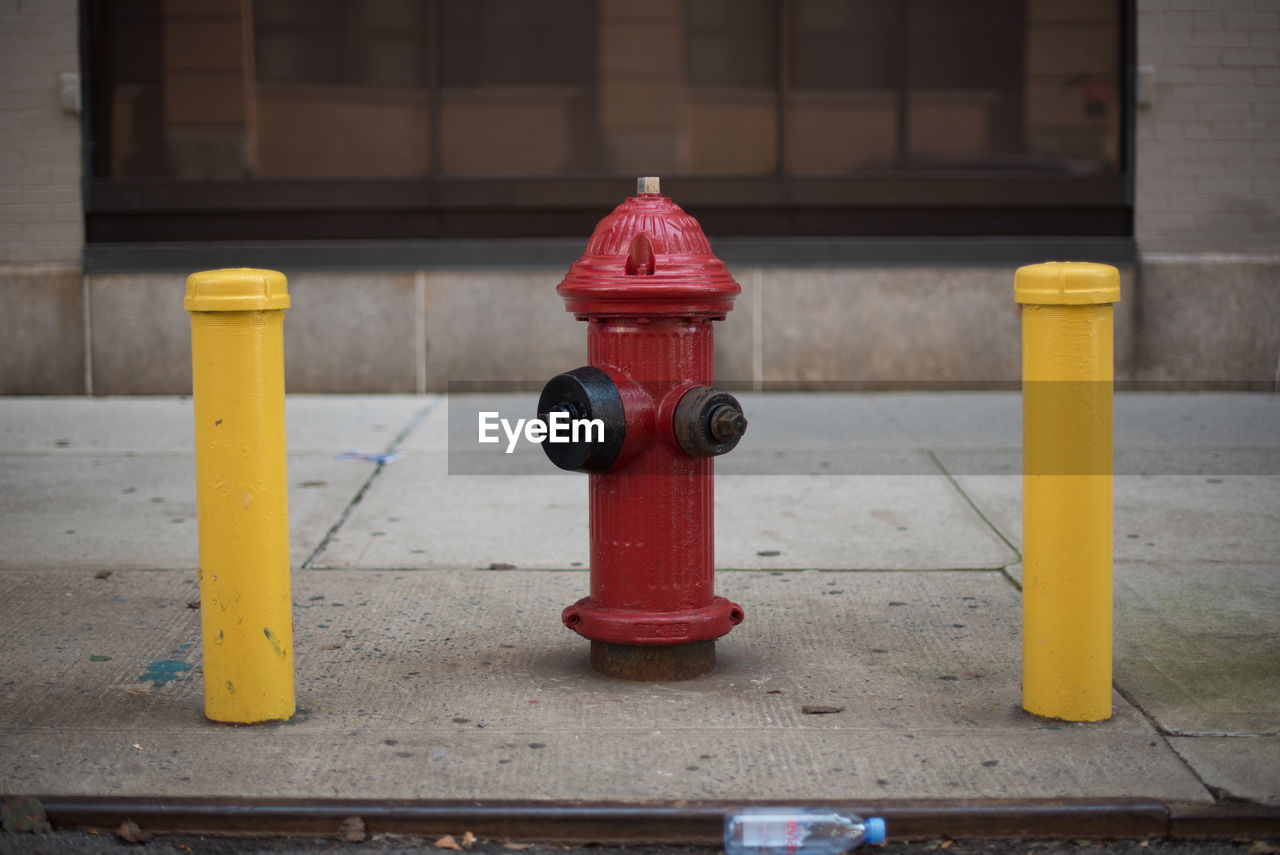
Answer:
[{"left": 589, "top": 640, "right": 716, "bottom": 681}]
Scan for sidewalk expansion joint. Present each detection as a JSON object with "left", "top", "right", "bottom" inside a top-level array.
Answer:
[
  {"left": 1113, "top": 682, "right": 1230, "bottom": 805},
  {"left": 926, "top": 450, "right": 1023, "bottom": 574},
  {"left": 300, "top": 399, "right": 437, "bottom": 570}
]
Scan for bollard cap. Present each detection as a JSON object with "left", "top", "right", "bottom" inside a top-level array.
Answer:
[
  {"left": 1015, "top": 261, "right": 1120, "bottom": 306},
  {"left": 185, "top": 268, "right": 290, "bottom": 312}
]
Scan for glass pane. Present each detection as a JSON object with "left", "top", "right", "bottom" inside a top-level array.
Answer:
[
  {"left": 90, "top": 0, "right": 1123, "bottom": 186},
  {"left": 253, "top": 0, "right": 432, "bottom": 177},
  {"left": 91, "top": 0, "right": 167, "bottom": 179},
  {"left": 785, "top": 0, "right": 1122, "bottom": 175},
  {"left": 437, "top": 0, "right": 776, "bottom": 176},
  {"left": 906, "top": 0, "right": 1026, "bottom": 165},
  {"left": 437, "top": 0, "right": 597, "bottom": 175},
  {"left": 785, "top": 0, "right": 903, "bottom": 172},
  {"left": 683, "top": 0, "right": 778, "bottom": 175},
  {"left": 91, "top": 0, "right": 432, "bottom": 179},
  {"left": 1024, "top": 0, "right": 1122, "bottom": 170}
]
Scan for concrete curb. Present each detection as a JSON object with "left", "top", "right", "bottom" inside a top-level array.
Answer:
[{"left": 31, "top": 796, "right": 1280, "bottom": 842}]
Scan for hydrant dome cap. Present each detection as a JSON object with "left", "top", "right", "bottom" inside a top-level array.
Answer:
[
  {"left": 1014, "top": 261, "right": 1120, "bottom": 306},
  {"left": 558, "top": 185, "right": 739, "bottom": 317},
  {"left": 185, "top": 268, "right": 290, "bottom": 312}
]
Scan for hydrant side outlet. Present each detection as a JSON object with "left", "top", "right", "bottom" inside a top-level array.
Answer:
[
  {"left": 537, "top": 367, "right": 626, "bottom": 473},
  {"left": 540, "top": 178, "right": 746, "bottom": 681},
  {"left": 674, "top": 386, "right": 748, "bottom": 458}
]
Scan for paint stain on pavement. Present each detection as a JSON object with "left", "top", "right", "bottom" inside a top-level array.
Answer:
[{"left": 139, "top": 660, "right": 193, "bottom": 685}]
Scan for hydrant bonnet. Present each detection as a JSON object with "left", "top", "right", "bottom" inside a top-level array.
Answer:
[{"left": 557, "top": 178, "right": 740, "bottom": 318}]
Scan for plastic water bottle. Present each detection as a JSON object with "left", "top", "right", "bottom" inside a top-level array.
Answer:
[{"left": 724, "top": 807, "right": 887, "bottom": 855}]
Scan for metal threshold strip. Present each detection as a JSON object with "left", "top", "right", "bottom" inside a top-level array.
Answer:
[{"left": 32, "top": 797, "right": 1280, "bottom": 841}]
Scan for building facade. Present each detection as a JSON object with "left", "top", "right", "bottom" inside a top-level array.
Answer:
[{"left": 1, "top": 0, "right": 1277, "bottom": 394}]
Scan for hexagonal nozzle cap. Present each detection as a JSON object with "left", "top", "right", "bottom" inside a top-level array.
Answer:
[
  {"left": 185, "top": 268, "right": 290, "bottom": 312},
  {"left": 674, "top": 387, "right": 746, "bottom": 458},
  {"left": 1014, "top": 261, "right": 1120, "bottom": 306}
]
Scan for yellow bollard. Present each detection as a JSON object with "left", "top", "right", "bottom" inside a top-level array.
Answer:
[
  {"left": 186, "top": 268, "right": 294, "bottom": 724},
  {"left": 1016, "top": 261, "right": 1120, "bottom": 723}
]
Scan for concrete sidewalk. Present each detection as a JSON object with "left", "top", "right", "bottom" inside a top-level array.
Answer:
[{"left": 0, "top": 393, "right": 1277, "bottom": 833}]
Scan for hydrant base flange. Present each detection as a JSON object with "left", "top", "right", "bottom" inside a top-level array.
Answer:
[
  {"left": 562, "top": 595, "right": 744, "bottom": 647},
  {"left": 590, "top": 640, "right": 716, "bottom": 681}
]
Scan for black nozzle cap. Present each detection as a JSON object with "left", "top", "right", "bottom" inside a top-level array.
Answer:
[{"left": 537, "top": 366, "right": 626, "bottom": 473}]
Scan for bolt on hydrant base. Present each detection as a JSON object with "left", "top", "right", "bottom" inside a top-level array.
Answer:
[{"left": 539, "top": 178, "right": 746, "bottom": 681}]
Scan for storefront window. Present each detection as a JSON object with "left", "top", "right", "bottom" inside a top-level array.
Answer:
[{"left": 86, "top": 0, "right": 1129, "bottom": 242}]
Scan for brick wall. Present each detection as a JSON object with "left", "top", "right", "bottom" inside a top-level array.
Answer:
[
  {"left": 0, "top": 0, "right": 83, "bottom": 266},
  {"left": 1135, "top": 0, "right": 1280, "bottom": 253}
]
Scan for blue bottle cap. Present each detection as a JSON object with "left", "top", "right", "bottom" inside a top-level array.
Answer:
[{"left": 864, "top": 817, "right": 887, "bottom": 844}]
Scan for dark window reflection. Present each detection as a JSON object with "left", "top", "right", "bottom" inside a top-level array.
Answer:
[{"left": 89, "top": 0, "right": 1121, "bottom": 181}]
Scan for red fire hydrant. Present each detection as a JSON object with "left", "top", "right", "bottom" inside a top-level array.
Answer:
[{"left": 538, "top": 177, "right": 747, "bottom": 680}]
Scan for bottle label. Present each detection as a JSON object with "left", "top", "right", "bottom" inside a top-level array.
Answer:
[{"left": 739, "top": 817, "right": 811, "bottom": 853}]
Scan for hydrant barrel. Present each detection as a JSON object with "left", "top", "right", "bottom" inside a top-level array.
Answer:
[
  {"left": 543, "top": 179, "right": 745, "bottom": 680},
  {"left": 186, "top": 268, "right": 294, "bottom": 724},
  {"left": 1016, "top": 261, "right": 1119, "bottom": 723}
]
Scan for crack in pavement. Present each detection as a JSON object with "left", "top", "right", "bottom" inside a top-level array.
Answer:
[{"left": 301, "top": 399, "right": 437, "bottom": 570}]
